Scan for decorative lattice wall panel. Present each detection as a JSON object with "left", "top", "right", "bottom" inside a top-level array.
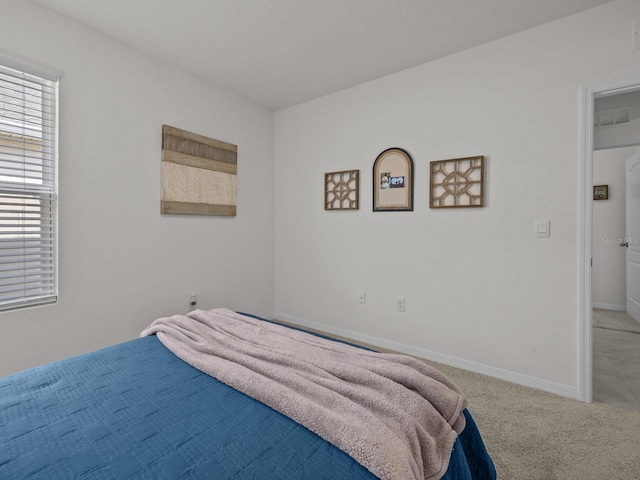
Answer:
[
  {"left": 161, "top": 125, "right": 237, "bottom": 216},
  {"left": 324, "top": 170, "right": 359, "bottom": 210},
  {"left": 430, "top": 156, "right": 484, "bottom": 208}
]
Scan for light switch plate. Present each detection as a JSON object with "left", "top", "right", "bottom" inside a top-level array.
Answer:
[
  {"left": 358, "top": 291, "right": 366, "bottom": 304},
  {"left": 535, "top": 219, "right": 550, "bottom": 238}
]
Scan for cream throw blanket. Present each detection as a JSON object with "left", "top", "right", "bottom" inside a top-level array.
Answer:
[{"left": 141, "top": 308, "right": 467, "bottom": 480}]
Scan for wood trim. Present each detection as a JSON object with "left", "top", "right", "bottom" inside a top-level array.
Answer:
[
  {"left": 161, "top": 201, "right": 236, "bottom": 216},
  {"left": 162, "top": 150, "right": 237, "bottom": 175},
  {"left": 162, "top": 125, "right": 237, "bottom": 153}
]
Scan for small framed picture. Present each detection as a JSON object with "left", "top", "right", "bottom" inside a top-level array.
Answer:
[
  {"left": 593, "top": 185, "right": 608, "bottom": 200},
  {"left": 373, "top": 148, "right": 414, "bottom": 211}
]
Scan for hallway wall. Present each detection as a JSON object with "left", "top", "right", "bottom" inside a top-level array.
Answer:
[{"left": 592, "top": 147, "right": 637, "bottom": 309}]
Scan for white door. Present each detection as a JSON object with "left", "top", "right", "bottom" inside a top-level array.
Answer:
[{"left": 626, "top": 151, "right": 640, "bottom": 323}]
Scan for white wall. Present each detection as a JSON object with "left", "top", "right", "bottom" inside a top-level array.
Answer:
[
  {"left": 592, "top": 147, "right": 636, "bottom": 310},
  {"left": 274, "top": 0, "right": 640, "bottom": 398},
  {"left": 0, "top": 1, "right": 274, "bottom": 376}
]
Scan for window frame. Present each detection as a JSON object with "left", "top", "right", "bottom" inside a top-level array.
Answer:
[{"left": 0, "top": 59, "right": 58, "bottom": 312}]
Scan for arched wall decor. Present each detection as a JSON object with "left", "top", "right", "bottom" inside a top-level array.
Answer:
[{"left": 373, "top": 148, "right": 414, "bottom": 212}]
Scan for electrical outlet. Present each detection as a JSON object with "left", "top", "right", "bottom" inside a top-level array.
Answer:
[
  {"left": 396, "top": 297, "right": 405, "bottom": 312},
  {"left": 188, "top": 294, "right": 197, "bottom": 312},
  {"left": 358, "top": 291, "right": 366, "bottom": 304}
]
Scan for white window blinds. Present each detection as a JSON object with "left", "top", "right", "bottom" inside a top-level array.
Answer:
[{"left": 0, "top": 64, "right": 57, "bottom": 311}]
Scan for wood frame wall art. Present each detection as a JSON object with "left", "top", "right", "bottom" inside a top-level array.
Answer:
[
  {"left": 373, "top": 148, "right": 414, "bottom": 212},
  {"left": 430, "top": 156, "right": 484, "bottom": 208},
  {"left": 325, "top": 170, "right": 359, "bottom": 210},
  {"left": 161, "top": 125, "right": 237, "bottom": 216},
  {"left": 593, "top": 185, "right": 609, "bottom": 200}
]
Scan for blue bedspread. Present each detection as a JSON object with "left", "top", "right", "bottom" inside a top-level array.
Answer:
[{"left": 0, "top": 324, "right": 495, "bottom": 479}]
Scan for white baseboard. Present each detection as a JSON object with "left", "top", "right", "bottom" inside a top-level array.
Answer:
[
  {"left": 593, "top": 303, "right": 626, "bottom": 312},
  {"left": 273, "top": 312, "right": 580, "bottom": 401}
]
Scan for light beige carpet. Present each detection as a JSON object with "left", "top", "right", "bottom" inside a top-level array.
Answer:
[
  {"left": 593, "top": 308, "right": 640, "bottom": 334},
  {"left": 433, "top": 360, "right": 640, "bottom": 480},
  {"left": 275, "top": 320, "right": 640, "bottom": 479}
]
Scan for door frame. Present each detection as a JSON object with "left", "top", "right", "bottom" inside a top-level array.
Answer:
[
  {"left": 579, "top": 74, "right": 640, "bottom": 402},
  {"left": 626, "top": 153, "right": 640, "bottom": 322}
]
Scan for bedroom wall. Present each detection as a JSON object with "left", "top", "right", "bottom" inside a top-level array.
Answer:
[
  {"left": 592, "top": 147, "right": 636, "bottom": 310},
  {"left": 0, "top": 1, "right": 274, "bottom": 376},
  {"left": 274, "top": 0, "right": 640, "bottom": 398}
]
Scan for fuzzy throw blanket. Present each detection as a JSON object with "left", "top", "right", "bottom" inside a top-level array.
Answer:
[{"left": 140, "top": 308, "right": 467, "bottom": 480}]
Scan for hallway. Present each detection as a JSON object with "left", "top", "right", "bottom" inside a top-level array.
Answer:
[{"left": 593, "top": 309, "right": 640, "bottom": 411}]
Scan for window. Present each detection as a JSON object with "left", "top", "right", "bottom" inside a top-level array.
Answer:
[{"left": 0, "top": 63, "right": 57, "bottom": 311}]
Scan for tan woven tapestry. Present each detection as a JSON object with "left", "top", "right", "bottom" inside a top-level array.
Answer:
[{"left": 161, "top": 125, "right": 237, "bottom": 216}]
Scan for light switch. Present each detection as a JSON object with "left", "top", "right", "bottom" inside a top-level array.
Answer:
[{"left": 535, "top": 219, "right": 550, "bottom": 238}]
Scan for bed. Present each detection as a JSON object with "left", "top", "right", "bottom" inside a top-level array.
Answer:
[{"left": 0, "top": 309, "right": 496, "bottom": 479}]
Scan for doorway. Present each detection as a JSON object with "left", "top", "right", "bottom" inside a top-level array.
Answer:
[
  {"left": 591, "top": 140, "right": 640, "bottom": 410},
  {"left": 580, "top": 77, "right": 640, "bottom": 404}
]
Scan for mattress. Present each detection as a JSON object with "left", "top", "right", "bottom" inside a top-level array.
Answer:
[{"left": 0, "top": 316, "right": 496, "bottom": 479}]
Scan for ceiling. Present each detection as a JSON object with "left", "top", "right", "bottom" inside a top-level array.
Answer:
[{"left": 32, "top": 0, "right": 613, "bottom": 111}]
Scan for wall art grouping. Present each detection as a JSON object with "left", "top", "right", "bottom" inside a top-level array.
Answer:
[{"left": 324, "top": 148, "right": 485, "bottom": 212}]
